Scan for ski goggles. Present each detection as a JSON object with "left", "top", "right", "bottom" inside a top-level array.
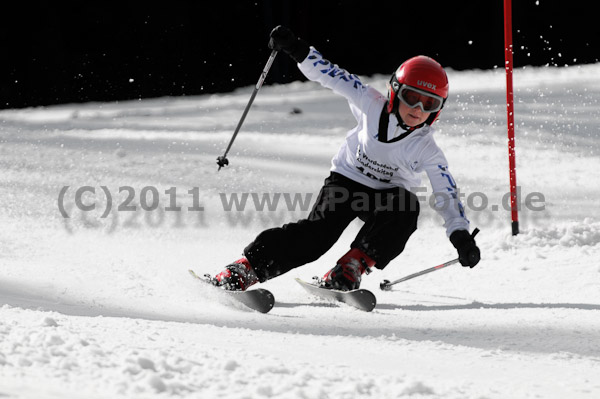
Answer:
[{"left": 397, "top": 84, "right": 444, "bottom": 113}]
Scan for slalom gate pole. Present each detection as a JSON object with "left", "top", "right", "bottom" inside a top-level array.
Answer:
[
  {"left": 217, "top": 49, "right": 278, "bottom": 171},
  {"left": 504, "top": 0, "right": 519, "bottom": 235}
]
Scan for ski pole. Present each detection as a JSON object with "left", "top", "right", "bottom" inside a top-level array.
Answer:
[
  {"left": 217, "top": 49, "right": 278, "bottom": 171},
  {"left": 380, "top": 259, "right": 459, "bottom": 291},
  {"left": 380, "top": 228, "right": 479, "bottom": 291}
]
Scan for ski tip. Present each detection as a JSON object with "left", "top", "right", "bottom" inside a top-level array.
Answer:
[{"left": 294, "top": 277, "right": 311, "bottom": 286}]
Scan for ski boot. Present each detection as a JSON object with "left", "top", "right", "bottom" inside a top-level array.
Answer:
[
  {"left": 321, "top": 248, "right": 376, "bottom": 291},
  {"left": 212, "top": 257, "right": 259, "bottom": 291}
]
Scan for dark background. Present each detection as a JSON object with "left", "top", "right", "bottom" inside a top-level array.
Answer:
[{"left": 1, "top": 1, "right": 598, "bottom": 109}]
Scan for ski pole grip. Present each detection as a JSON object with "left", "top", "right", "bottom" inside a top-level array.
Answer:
[{"left": 471, "top": 228, "right": 480, "bottom": 239}]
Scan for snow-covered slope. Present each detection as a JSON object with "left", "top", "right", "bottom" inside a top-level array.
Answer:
[{"left": 1, "top": 63, "right": 599, "bottom": 398}]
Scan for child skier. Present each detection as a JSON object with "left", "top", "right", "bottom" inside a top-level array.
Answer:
[{"left": 212, "top": 26, "right": 480, "bottom": 291}]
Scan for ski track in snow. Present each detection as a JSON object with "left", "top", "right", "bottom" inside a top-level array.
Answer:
[{"left": 1, "top": 64, "right": 600, "bottom": 398}]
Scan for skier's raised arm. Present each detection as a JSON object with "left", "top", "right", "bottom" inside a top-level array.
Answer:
[{"left": 269, "top": 25, "right": 375, "bottom": 112}]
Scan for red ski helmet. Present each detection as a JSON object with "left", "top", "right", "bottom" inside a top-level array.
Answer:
[{"left": 387, "top": 55, "right": 449, "bottom": 125}]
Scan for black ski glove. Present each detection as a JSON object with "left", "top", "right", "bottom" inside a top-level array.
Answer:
[
  {"left": 450, "top": 229, "right": 481, "bottom": 268},
  {"left": 268, "top": 25, "right": 310, "bottom": 63}
]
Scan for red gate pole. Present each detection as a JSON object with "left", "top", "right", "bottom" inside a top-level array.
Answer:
[{"left": 504, "top": 0, "right": 519, "bottom": 235}]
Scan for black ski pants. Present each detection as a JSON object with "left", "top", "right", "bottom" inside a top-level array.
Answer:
[{"left": 244, "top": 172, "right": 420, "bottom": 282}]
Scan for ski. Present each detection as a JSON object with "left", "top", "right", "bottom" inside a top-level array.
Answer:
[
  {"left": 295, "top": 277, "right": 377, "bottom": 312},
  {"left": 188, "top": 269, "right": 275, "bottom": 314}
]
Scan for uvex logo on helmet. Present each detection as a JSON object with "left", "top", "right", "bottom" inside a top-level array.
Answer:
[{"left": 417, "top": 80, "right": 437, "bottom": 90}]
